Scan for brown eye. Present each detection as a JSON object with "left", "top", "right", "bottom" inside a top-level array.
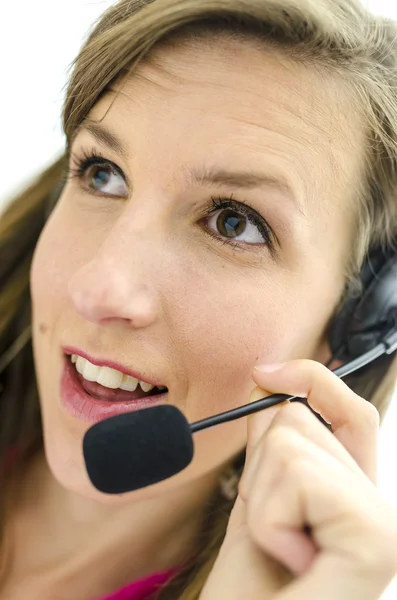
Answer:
[
  {"left": 215, "top": 209, "right": 247, "bottom": 238},
  {"left": 206, "top": 207, "right": 267, "bottom": 244}
]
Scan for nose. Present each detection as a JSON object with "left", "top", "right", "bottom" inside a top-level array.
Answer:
[{"left": 68, "top": 225, "right": 160, "bottom": 329}]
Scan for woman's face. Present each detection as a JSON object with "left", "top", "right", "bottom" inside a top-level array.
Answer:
[{"left": 30, "top": 36, "right": 364, "bottom": 504}]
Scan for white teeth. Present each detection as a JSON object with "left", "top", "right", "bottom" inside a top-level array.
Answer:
[
  {"left": 140, "top": 381, "right": 154, "bottom": 392},
  {"left": 119, "top": 375, "right": 139, "bottom": 392},
  {"left": 70, "top": 354, "right": 158, "bottom": 393},
  {"left": 96, "top": 366, "right": 123, "bottom": 389},
  {"left": 75, "top": 356, "right": 98, "bottom": 383}
]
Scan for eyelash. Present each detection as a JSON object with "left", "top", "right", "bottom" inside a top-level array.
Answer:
[{"left": 65, "top": 147, "right": 277, "bottom": 255}]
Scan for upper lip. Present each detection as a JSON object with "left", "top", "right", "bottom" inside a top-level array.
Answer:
[{"left": 62, "top": 346, "right": 167, "bottom": 387}]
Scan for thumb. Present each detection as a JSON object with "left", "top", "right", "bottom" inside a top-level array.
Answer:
[
  {"left": 200, "top": 388, "right": 293, "bottom": 600},
  {"left": 246, "top": 386, "right": 289, "bottom": 462},
  {"left": 226, "top": 387, "right": 287, "bottom": 535}
]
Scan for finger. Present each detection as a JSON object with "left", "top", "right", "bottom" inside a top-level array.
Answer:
[
  {"left": 245, "top": 428, "right": 397, "bottom": 600},
  {"left": 242, "top": 396, "right": 364, "bottom": 497},
  {"left": 245, "top": 386, "right": 290, "bottom": 463},
  {"left": 241, "top": 386, "right": 289, "bottom": 492},
  {"left": 267, "top": 402, "right": 365, "bottom": 477},
  {"left": 252, "top": 360, "right": 379, "bottom": 483},
  {"left": 203, "top": 496, "right": 292, "bottom": 599}
]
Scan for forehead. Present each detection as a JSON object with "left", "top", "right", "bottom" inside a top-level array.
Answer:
[{"left": 85, "top": 37, "right": 365, "bottom": 226}]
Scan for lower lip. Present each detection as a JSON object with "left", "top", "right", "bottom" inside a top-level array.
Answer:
[{"left": 60, "top": 356, "right": 168, "bottom": 424}]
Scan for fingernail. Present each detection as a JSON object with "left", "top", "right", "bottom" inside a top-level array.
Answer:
[{"left": 254, "top": 362, "right": 285, "bottom": 373}]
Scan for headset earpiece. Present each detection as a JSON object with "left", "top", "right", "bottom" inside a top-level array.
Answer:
[{"left": 329, "top": 242, "right": 397, "bottom": 362}]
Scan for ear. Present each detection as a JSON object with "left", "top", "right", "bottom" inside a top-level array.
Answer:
[
  {"left": 311, "top": 332, "right": 344, "bottom": 372},
  {"left": 325, "top": 357, "right": 345, "bottom": 371}
]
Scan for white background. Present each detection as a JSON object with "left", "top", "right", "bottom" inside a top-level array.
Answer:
[{"left": 1, "top": 1, "right": 397, "bottom": 596}]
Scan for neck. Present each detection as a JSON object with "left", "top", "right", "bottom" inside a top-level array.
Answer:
[{"left": 8, "top": 449, "right": 224, "bottom": 588}]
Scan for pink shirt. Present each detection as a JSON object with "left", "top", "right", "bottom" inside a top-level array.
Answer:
[
  {"left": 3, "top": 446, "right": 181, "bottom": 600},
  {"left": 94, "top": 568, "right": 180, "bottom": 600}
]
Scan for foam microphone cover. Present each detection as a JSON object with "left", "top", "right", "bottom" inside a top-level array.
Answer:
[{"left": 83, "top": 404, "right": 194, "bottom": 494}]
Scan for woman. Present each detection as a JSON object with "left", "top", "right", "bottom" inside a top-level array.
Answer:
[{"left": 1, "top": 0, "right": 397, "bottom": 598}]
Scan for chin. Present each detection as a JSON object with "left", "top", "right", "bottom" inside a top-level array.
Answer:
[{"left": 44, "top": 439, "right": 190, "bottom": 506}]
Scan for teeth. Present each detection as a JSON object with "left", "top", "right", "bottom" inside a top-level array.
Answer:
[
  {"left": 140, "top": 381, "right": 154, "bottom": 392},
  {"left": 71, "top": 354, "right": 159, "bottom": 393},
  {"left": 96, "top": 365, "right": 123, "bottom": 389},
  {"left": 119, "top": 375, "right": 139, "bottom": 392}
]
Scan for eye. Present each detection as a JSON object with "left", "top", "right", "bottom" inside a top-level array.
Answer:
[
  {"left": 66, "top": 148, "right": 277, "bottom": 255},
  {"left": 67, "top": 149, "right": 128, "bottom": 198},
  {"left": 202, "top": 196, "right": 275, "bottom": 251},
  {"left": 81, "top": 164, "right": 127, "bottom": 197},
  {"left": 207, "top": 207, "right": 264, "bottom": 244}
]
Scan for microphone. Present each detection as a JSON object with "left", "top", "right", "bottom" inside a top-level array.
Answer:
[
  {"left": 83, "top": 334, "right": 397, "bottom": 494},
  {"left": 83, "top": 405, "right": 193, "bottom": 494}
]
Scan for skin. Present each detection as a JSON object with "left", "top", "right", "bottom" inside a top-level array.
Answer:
[
  {"left": 200, "top": 363, "right": 397, "bottom": 599},
  {"left": 7, "top": 35, "right": 369, "bottom": 596}
]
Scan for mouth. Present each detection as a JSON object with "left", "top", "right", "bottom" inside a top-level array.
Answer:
[
  {"left": 60, "top": 354, "right": 169, "bottom": 424},
  {"left": 67, "top": 354, "right": 167, "bottom": 402}
]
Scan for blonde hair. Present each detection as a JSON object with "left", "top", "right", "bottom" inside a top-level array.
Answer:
[{"left": 2, "top": 0, "right": 397, "bottom": 597}]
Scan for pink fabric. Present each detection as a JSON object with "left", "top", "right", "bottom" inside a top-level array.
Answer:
[{"left": 94, "top": 568, "right": 180, "bottom": 600}]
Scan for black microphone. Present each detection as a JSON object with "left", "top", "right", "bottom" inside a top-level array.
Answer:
[
  {"left": 83, "top": 336, "right": 397, "bottom": 494},
  {"left": 83, "top": 405, "right": 194, "bottom": 494}
]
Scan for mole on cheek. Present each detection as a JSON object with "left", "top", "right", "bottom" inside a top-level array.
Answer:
[{"left": 39, "top": 323, "right": 48, "bottom": 335}]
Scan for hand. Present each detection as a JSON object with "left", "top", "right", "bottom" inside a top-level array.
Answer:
[{"left": 200, "top": 359, "right": 397, "bottom": 600}]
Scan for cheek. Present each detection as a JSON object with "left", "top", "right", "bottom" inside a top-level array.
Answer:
[
  {"left": 31, "top": 229, "right": 60, "bottom": 314},
  {"left": 172, "top": 274, "right": 290, "bottom": 423},
  {"left": 30, "top": 205, "right": 83, "bottom": 382},
  {"left": 30, "top": 203, "right": 84, "bottom": 315}
]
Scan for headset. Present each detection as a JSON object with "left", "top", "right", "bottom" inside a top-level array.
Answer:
[{"left": 328, "top": 241, "right": 397, "bottom": 368}]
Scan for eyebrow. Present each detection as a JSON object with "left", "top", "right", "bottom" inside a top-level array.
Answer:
[
  {"left": 72, "top": 120, "right": 305, "bottom": 215},
  {"left": 185, "top": 166, "right": 304, "bottom": 215},
  {"left": 72, "top": 120, "right": 130, "bottom": 160}
]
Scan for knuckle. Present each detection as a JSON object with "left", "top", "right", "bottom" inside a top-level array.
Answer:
[
  {"left": 380, "top": 543, "right": 397, "bottom": 578},
  {"left": 269, "top": 402, "right": 311, "bottom": 437},
  {"left": 348, "top": 533, "right": 397, "bottom": 576},
  {"left": 285, "top": 454, "right": 312, "bottom": 478},
  {"left": 349, "top": 544, "right": 387, "bottom": 573},
  {"left": 279, "top": 401, "right": 311, "bottom": 423},
  {"left": 343, "top": 506, "right": 397, "bottom": 575},
  {"left": 305, "top": 358, "right": 328, "bottom": 379},
  {"left": 265, "top": 425, "right": 292, "bottom": 453},
  {"left": 359, "top": 399, "right": 380, "bottom": 428},
  {"left": 377, "top": 514, "right": 397, "bottom": 574}
]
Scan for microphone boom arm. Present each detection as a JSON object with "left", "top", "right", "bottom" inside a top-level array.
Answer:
[{"left": 190, "top": 338, "right": 397, "bottom": 434}]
